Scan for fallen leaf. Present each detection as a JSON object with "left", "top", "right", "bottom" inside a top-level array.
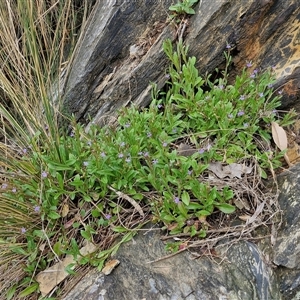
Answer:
[
  {"left": 36, "top": 255, "right": 75, "bottom": 296},
  {"left": 246, "top": 200, "right": 265, "bottom": 225},
  {"left": 36, "top": 241, "right": 97, "bottom": 296},
  {"left": 271, "top": 122, "right": 292, "bottom": 166},
  {"left": 239, "top": 215, "right": 251, "bottom": 222},
  {"left": 271, "top": 122, "right": 287, "bottom": 150},
  {"left": 208, "top": 162, "right": 228, "bottom": 178},
  {"left": 102, "top": 259, "right": 120, "bottom": 275},
  {"left": 109, "top": 186, "right": 144, "bottom": 217},
  {"left": 208, "top": 162, "right": 252, "bottom": 179},
  {"left": 64, "top": 218, "right": 74, "bottom": 229},
  {"left": 234, "top": 198, "right": 250, "bottom": 210},
  {"left": 61, "top": 203, "right": 69, "bottom": 217},
  {"left": 177, "top": 143, "right": 197, "bottom": 156}
]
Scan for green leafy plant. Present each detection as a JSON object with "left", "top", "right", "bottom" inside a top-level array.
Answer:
[
  {"left": 169, "top": 0, "right": 199, "bottom": 15},
  {"left": 0, "top": 1, "right": 295, "bottom": 298}
]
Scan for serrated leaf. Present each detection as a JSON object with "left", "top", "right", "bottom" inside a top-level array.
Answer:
[{"left": 271, "top": 122, "right": 287, "bottom": 151}]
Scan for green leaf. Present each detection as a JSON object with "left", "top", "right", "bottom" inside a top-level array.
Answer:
[
  {"left": 91, "top": 209, "right": 101, "bottom": 218},
  {"left": 65, "top": 263, "right": 76, "bottom": 275},
  {"left": 19, "top": 282, "right": 39, "bottom": 297},
  {"left": 53, "top": 241, "right": 63, "bottom": 256},
  {"left": 181, "top": 191, "right": 190, "bottom": 205},
  {"left": 260, "top": 168, "right": 268, "bottom": 179},
  {"left": 186, "top": 203, "right": 202, "bottom": 210},
  {"left": 216, "top": 203, "right": 236, "bottom": 214},
  {"left": 177, "top": 202, "right": 188, "bottom": 219},
  {"left": 47, "top": 210, "right": 61, "bottom": 219},
  {"left": 80, "top": 230, "right": 91, "bottom": 240},
  {"left": 161, "top": 214, "right": 175, "bottom": 222},
  {"left": 10, "top": 245, "right": 28, "bottom": 255},
  {"left": 6, "top": 284, "right": 17, "bottom": 300},
  {"left": 112, "top": 226, "right": 128, "bottom": 233},
  {"left": 184, "top": 7, "right": 195, "bottom": 14}
]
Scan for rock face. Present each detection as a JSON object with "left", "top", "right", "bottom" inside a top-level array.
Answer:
[
  {"left": 61, "top": 0, "right": 300, "bottom": 125},
  {"left": 273, "top": 164, "right": 300, "bottom": 300},
  {"left": 62, "top": 163, "right": 300, "bottom": 300},
  {"left": 63, "top": 228, "right": 281, "bottom": 300}
]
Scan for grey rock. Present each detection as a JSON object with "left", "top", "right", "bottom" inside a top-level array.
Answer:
[
  {"left": 61, "top": 0, "right": 300, "bottom": 124},
  {"left": 64, "top": 227, "right": 281, "bottom": 300},
  {"left": 273, "top": 167, "right": 300, "bottom": 269},
  {"left": 273, "top": 164, "right": 300, "bottom": 299}
]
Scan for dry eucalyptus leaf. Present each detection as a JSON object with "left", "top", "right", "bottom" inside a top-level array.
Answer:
[
  {"left": 36, "top": 254, "right": 75, "bottom": 296},
  {"left": 36, "top": 241, "right": 97, "bottom": 296},
  {"left": 208, "top": 162, "right": 227, "bottom": 178},
  {"left": 271, "top": 122, "right": 287, "bottom": 150},
  {"left": 208, "top": 162, "right": 252, "bottom": 179},
  {"left": 177, "top": 143, "right": 197, "bottom": 156}
]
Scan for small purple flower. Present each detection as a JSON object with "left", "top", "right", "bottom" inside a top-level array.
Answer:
[
  {"left": 34, "top": 205, "right": 41, "bottom": 213},
  {"left": 218, "top": 85, "right": 224, "bottom": 90},
  {"left": 162, "top": 142, "right": 168, "bottom": 147},
  {"left": 1, "top": 183, "right": 7, "bottom": 189},
  {"left": 165, "top": 74, "right": 170, "bottom": 80},
  {"left": 226, "top": 44, "right": 231, "bottom": 49},
  {"left": 198, "top": 148, "right": 205, "bottom": 154},
  {"left": 22, "top": 148, "right": 27, "bottom": 154},
  {"left": 105, "top": 214, "right": 111, "bottom": 220},
  {"left": 101, "top": 152, "right": 106, "bottom": 158},
  {"left": 124, "top": 123, "right": 131, "bottom": 128},
  {"left": 157, "top": 104, "right": 163, "bottom": 109},
  {"left": 120, "top": 142, "right": 125, "bottom": 147},
  {"left": 244, "top": 123, "right": 249, "bottom": 128},
  {"left": 239, "top": 95, "right": 245, "bottom": 101},
  {"left": 187, "top": 169, "right": 193, "bottom": 176},
  {"left": 237, "top": 111, "right": 244, "bottom": 117},
  {"left": 12, "top": 187, "right": 17, "bottom": 193},
  {"left": 278, "top": 90, "right": 283, "bottom": 95},
  {"left": 250, "top": 73, "right": 256, "bottom": 78},
  {"left": 246, "top": 61, "right": 253, "bottom": 68},
  {"left": 147, "top": 132, "right": 152, "bottom": 138},
  {"left": 152, "top": 159, "right": 158, "bottom": 165},
  {"left": 174, "top": 196, "right": 180, "bottom": 204},
  {"left": 118, "top": 153, "right": 124, "bottom": 158},
  {"left": 253, "top": 69, "right": 258, "bottom": 74},
  {"left": 83, "top": 161, "right": 89, "bottom": 167},
  {"left": 143, "top": 152, "right": 149, "bottom": 157},
  {"left": 228, "top": 114, "right": 233, "bottom": 119},
  {"left": 259, "top": 92, "right": 264, "bottom": 98},
  {"left": 41, "top": 171, "right": 48, "bottom": 178},
  {"left": 70, "top": 131, "right": 75, "bottom": 137},
  {"left": 125, "top": 157, "right": 131, "bottom": 163},
  {"left": 268, "top": 83, "right": 273, "bottom": 88},
  {"left": 21, "top": 227, "right": 26, "bottom": 234}
]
